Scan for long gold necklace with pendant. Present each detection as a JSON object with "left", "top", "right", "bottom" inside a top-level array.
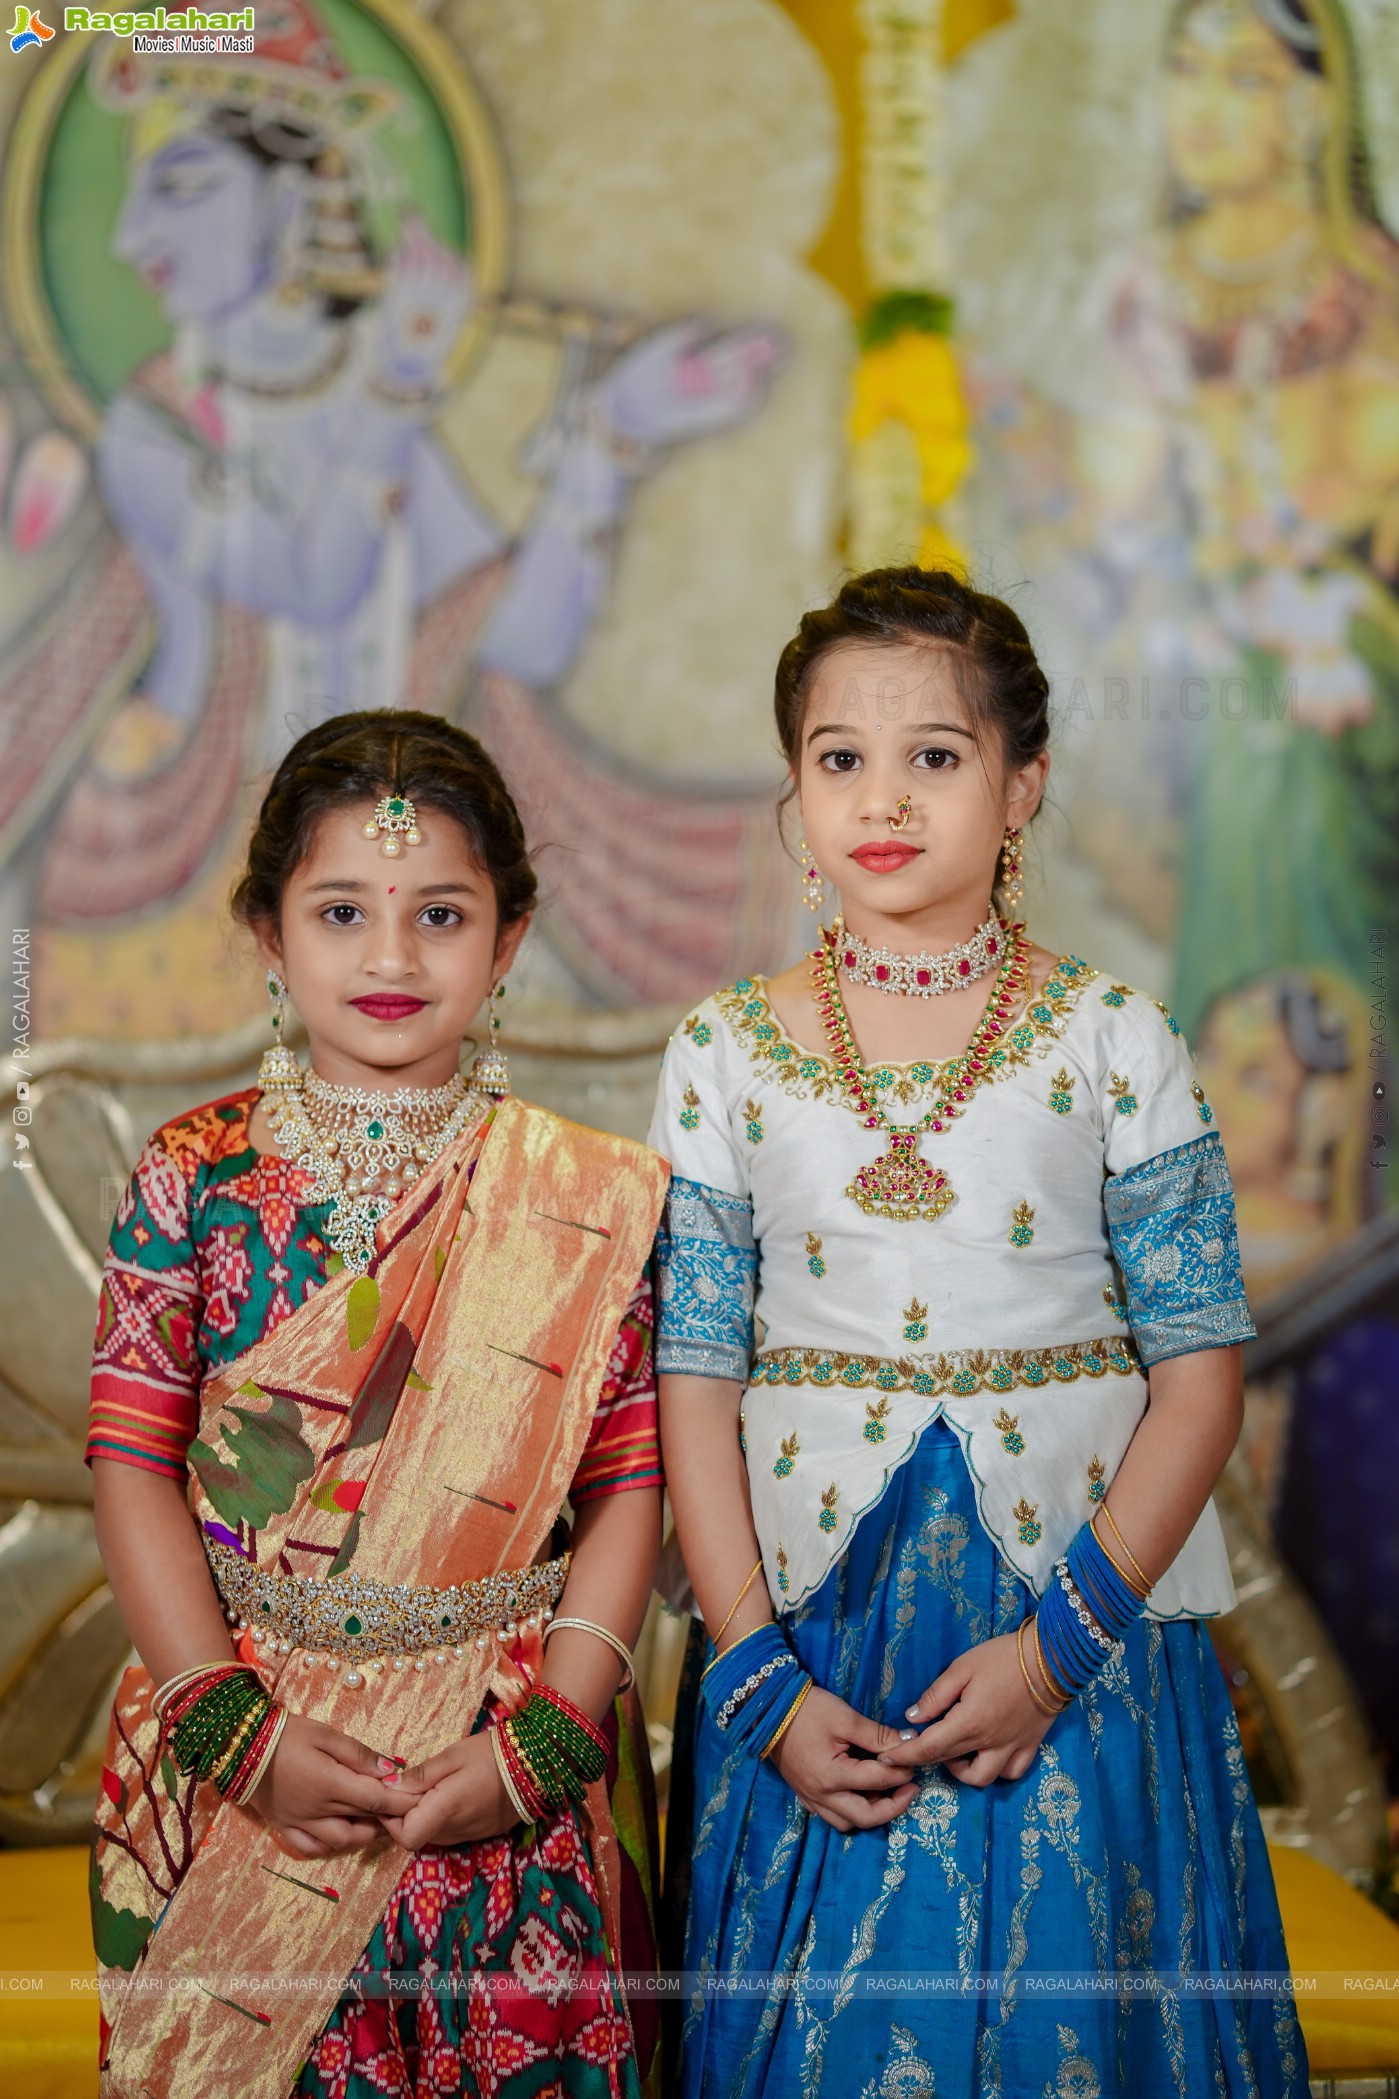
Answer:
[{"left": 809, "top": 916, "right": 1030, "bottom": 1221}]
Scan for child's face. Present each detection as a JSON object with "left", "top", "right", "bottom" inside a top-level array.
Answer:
[
  {"left": 254, "top": 799, "right": 527, "bottom": 1089},
  {"left": 795, "top": 641, "right": 1045, "bottom": 930}
]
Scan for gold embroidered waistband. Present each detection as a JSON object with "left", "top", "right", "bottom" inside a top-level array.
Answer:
[
  {"left": 204, "top": 1535, "right": 571, "bottom": 1660},
  {"left": 748, "top": 1333, "right": 1141, "bottom": 1399}
]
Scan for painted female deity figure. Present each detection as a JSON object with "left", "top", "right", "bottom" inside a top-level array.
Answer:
[{"left": 1068, "top": 0, "right": 1399, "bottom": 1047}]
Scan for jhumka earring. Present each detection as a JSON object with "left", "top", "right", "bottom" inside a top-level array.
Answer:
[
  {"left": 361, "top": 793, "right": 423, "bottom": 860},
  {"left": 999, "top": 826, "right": 1025, "bottom": 913},
  {"left": 472, "top": 979, "right": 512, "bottom": 1098},
  {"left": 799, "top": 838, "right": 825, "bottom": 915},
  {"left": 258, "top": 970, "right": 303, "bottom": 1091}
]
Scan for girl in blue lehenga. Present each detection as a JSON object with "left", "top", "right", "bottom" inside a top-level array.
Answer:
[{"left": 648, "top": 567, "right": 1307, "bottom": 2096}]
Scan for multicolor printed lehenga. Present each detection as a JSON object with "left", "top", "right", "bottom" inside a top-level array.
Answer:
[
  {"left": 86, "top": 1088, "right": 668, "bottom": 2099},
  {"left": 649, "top": 955, "right": 1308, "bottom": 2097}
]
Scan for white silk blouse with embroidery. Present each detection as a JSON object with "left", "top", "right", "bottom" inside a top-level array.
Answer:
[{"left": 646, "top": 954, "right": 1253, "bottom": 1622}]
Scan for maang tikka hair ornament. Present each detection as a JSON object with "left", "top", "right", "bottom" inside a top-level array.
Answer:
[{"left": 362, "top": 793, "right": 423, "bottom": 859}]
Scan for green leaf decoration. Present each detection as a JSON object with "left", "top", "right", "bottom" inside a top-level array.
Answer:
[
  {"left": 405, "top": 1369, "right": 433, "bottom": 1392},
  {"left": 236, "top": 1379, "right": 264, "bottom": 1399},
  {"left": 433, "top": 1246, "right": 448, "bottom": 1282},
  {"left": 187, "top": 1387, "right": 316, "bottom": 1529},
  {"left": 160, "top": 1752, "right": 179, "bottom": 1799},
  {"left": 859, "top": 288, "right": 955, "bottom": 348},
  {"left": 89, "top": 1852, "right": 155, "bottom": 1972},
  {"left": 327, "top": 1509, "right": 362, "bottom": 1577},
  {"left": 345, "top": 1321, "right": 416, "bottom": 1452},
  {"left": 346, "top": 1275, "right": 380, "bottom": 1353}
]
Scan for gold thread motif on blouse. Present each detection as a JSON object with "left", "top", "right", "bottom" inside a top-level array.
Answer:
[
  {"left": 806, "top": 1232, "right": 826, "bottom": 1278},
  {"left": 1048, "top": 1067, "right": 1075, "bottom": 1115},
  {"left": 713, "top": 958, "right": 1099, "bottom": 1116},
  {"left": 1014, "top": 1497, "right": 1043, "bottom": 1546},
  {"left": 1107, "top": 1071, "right": 1138, "bottom": 1117},
  {"left": 1086, "top": 1454, "right": 1106, "bottom": 1504},
  {"left": 903, "top": 1297, "right": 928, "bottom": 1342},
  {"left": 993, "top": 1407, "right": 1025, "bottom": 1456},
  {"left": 818, "top": 1484, "right": 839, "bottom": 1534},
  {"left": 773, "top": 1433, "right": 800, "bottom": 1478},
  {"left": 679, "top": 1084, "right": 701, "bottom": 1131},
  {"left": 1009, "top": 1199, "right": 1036, "bottom": 1247},
  {"left": 749, "top": 1333, "right": 1140, "bottom": 1397},
  {"left": 864, "top": 1396, "right": 891, "bottom": 1444}
]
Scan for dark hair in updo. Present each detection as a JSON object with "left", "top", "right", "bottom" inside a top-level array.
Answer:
[
  {"left": 231, "top": 710, "right": 537, "bottom": 936},
  {"left": 774, "top": 565, "right": 1051, "bottom": 785}
]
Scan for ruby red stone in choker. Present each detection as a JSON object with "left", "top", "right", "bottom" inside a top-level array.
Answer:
[{"left": 835, "top": 908, "right": 1002, "bottom": 998}]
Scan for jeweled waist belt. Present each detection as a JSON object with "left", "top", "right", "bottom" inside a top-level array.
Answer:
[
  {"left": 748, "top": 1332, "right": 1141, "bottom": 1398},
  {"left": 205, "top": 1534, "right": 570, "bottom": 1668}
]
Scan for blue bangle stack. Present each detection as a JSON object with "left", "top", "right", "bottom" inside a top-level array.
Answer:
[
  {"left": 698, "top": 1621, "right": 813, "bottom": 1759},
  {"left": 1035, "top": 1515, "right": 1150, "bottom": 1702}
]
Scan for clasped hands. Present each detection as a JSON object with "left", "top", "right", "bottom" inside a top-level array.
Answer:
[
  {"left": 252, "top": 1712, "right": 517, "bottom": 1860},
  {"left": 770, "top": 1627, "right": 1059, "bottom": 1833}
]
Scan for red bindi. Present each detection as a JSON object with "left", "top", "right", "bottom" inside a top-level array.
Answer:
[{"left": 388, "top": 885, "right": 396, "bottom": 894}]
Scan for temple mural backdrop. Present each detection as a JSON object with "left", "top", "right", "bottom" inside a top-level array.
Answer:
[{"left": 0, "top": 0, "right": 1396, "bottom": 1860}]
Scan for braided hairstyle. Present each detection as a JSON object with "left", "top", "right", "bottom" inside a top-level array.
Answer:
[
  {"left": 775, "top": 564, "right": 1050, "bottom": 775},
  {"left": 231, "top": 711, "right": 536, "bottom": 937}
]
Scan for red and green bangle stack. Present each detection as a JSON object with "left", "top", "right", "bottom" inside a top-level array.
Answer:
[
  {"left": 157, "top": 1663, "right": 288, "bottom": 1805},
  {"left": 495, "top": 1685, "right": 609, "bottom": 1823}
]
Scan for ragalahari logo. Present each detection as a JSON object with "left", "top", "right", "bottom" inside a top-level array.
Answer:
[{"left": 9, "top": 5, "right": 54, "bottom": 47}]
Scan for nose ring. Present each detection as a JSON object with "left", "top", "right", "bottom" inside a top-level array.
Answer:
[{"left": 889, "top": 795, "right": 913, "bottom": 833}]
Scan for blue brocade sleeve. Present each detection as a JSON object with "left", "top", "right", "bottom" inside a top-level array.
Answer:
[
  {"left": 653, "top": 1175, "right": 757, "bottom": 1382},
  {"left": 1103, "top": 1131, "right": 1257, "bottom": 1368}
]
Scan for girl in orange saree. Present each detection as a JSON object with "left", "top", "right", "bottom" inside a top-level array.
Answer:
[{"left": 85, "top": 711, "right": 670, "bottom": 2099}]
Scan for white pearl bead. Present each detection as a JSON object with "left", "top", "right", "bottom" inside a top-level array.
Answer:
[
  {"left": 277, "top": 1639, "right": 291, "bottom": 1653},
  {"left": 413, "top": 1657, "right": 426, "bottom": 1671},
  {"left": 383, "top": 838, "right": 401, "bottom": 857},
  {"left": 346, "top": 1671, "right": 362, "bottom": 1688},
  {"left": 453, "top": 1645, "right": 465, "bottom": 1659},
  {"left": 362, "top": 822, "right": 379, "bottom": 839},
  {"left": 476, "top": 1636, "right": 488, "bottom": 1650},
  {"left": 371, "top": 1661, "right": 384, "bottom": 1673},
  {"left": 392, "top": 1657, "right": 406, "bottom": 1671},
  {"left": 435, "top": 1652, "right": 447, "bottom": 1665},
  {"left": 496, "top": 1627, "right": 509, "bottom": 1643},
  {"left": 405, "top": 829, "right": 421, "bottom": 846},
  {"left": 326, "top": 1656, "right": 339, "bottom": 1671}
]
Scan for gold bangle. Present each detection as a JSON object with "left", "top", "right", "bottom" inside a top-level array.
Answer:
[
  {"left": 542, "top": 1616, "right": 635, "bottom": 1692},
  {"left": 699, "top": 1619, "right": 770, "bottom": 1683},
  {"left": 1017, "top": 1619, "right": 1060, "bottom": 1718},
  {"left": 491, "top": 1724, "right": 534, "bottom": 1826},
  {"left": 1032, "top": 1617, "right": 1072, "bottom": 1712},
  {"left": 1088, "top": 1512, "right": 1150, "bottom": 1599},
  {"left": 1097, "top": 1501, "right": 1153, "bottom": 1591},
  {"left": 712, "top": 1558, "right": 764, "bottom": 1646},
  {"left": 231, "top": 1705, "right": 289, "bottom": 1807},
  {"left": 761, "top": 1678, "right": 812, "bottom": 1760}
]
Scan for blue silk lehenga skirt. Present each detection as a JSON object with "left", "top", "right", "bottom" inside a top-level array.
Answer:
[{"left": 663, "top": 1421, "right": 1308, "bottom": 2098}]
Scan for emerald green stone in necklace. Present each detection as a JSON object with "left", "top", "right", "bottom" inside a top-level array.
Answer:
[
  {"left": 344, "top": 1614, "right": 363, "bottom": 1637},
  {"left": 365, "top": 1118, "right": 386, "bottom": 1141}
]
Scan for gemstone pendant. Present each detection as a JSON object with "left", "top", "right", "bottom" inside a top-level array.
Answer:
[{"left": 845, "top": 1128, "right": 955, "bottom": 1222}]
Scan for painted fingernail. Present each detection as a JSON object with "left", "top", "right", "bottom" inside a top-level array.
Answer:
[
  {"left": 904, "top": 1706, "right": 920, "bottom": 1723},
  {"left": 381, "top": 1771, "right": 400, "bottom": 1786},
  {"left": 377, "top": 1756, "right": 397, "bottom": 1773},
  {"left": 899, "top": 1729, "right": 915, "bottom": 1741}
]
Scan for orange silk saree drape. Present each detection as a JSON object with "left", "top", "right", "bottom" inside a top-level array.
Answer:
[{"left": 90, "top": 1096, "right": 669, "bottom": 2099}]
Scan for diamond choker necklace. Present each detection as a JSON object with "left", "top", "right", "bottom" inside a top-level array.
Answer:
[
  {"left": 836, "top": 909, "right": 1003, "bottom": 998},
  {"left": 262, "top": 1065, "right": 491, "bottom": 1273}
]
